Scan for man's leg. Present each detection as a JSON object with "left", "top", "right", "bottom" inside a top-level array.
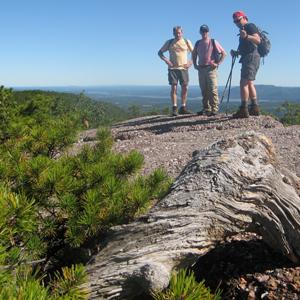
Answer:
[
  {"left": 178, "top": 70, "right": 192, "bottom": 114},
  {"left": 178, "top": 83, "right": 192, "bottom": 114},
  {"left": 248, "top": 81, "right": 260, "bottom": 115},
  {"left": 181, "top": 84, "right": 188, "bottom": 107},
  {"left": 198, "top": 69, "right": 210, "bottom": 113},
  {"left": 170, "top": 84, "right": 178, "bottom": 116},
  {"left": 240, "top": 78, "right": 249, "bottom": 105},
  {"left": 207, "top": 68, "right": 219, "bottom": 114},
  {"left": 233, "top": 78, "right": 250, "bottom": 118},
  {"left": 168, "top": 70, "right": 179, "bottom": 115},
  {"left": 248, "top": 81, "right": 257, "bottom": 100},
  {"left": 238, "top": 53, "right": 260, "bottom": 117},
  {"left": 171, "top": 84, "right": 177, "bottom": 107}
]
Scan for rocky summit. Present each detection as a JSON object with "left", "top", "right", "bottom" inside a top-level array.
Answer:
[{"left": 79, "top": 113, "right": 300, "bottom": 300}]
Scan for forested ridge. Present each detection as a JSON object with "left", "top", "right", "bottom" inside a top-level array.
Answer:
[{"left": 0, "top": 87, "right": 172, "bottom": 299}]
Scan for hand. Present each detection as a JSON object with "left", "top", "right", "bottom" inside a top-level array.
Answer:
[
  {"left": 240, "top": 29, "right": 247, "bottom": 39},
  {"left": 187, "top": 60, "right": 193, "bottom": 68},
  {"left": 230, "top": 49, "right": 239, "bottom": 57},
  {"left": 183, "top": 61, "right": 193, "bottom": 69},
  {"left": 166, "top": 60, "right": 173, "bottom": 68},
  {"left": 211, "top": 62, "right": 218, "bottom": 68}
]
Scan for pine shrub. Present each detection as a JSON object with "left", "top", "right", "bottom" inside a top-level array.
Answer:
[
  {"left": 51, "top": 264, "right": 88, "bottom": 299},
  {"left": 0, "top": 86, "right": 173, "bottom": 297},
  {"left": 277, "top": 101, "right": 300, "bottom": 125},
  {"left": 152, "top": 269, "right": 221, "bottom": 300},
  {"left": 0, "top": 264, "right": 88, "bottom": 299}
]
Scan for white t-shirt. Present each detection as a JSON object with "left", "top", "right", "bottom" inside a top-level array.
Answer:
[{"left": 160, "top": 38, "right": 193, "bottom": 69}]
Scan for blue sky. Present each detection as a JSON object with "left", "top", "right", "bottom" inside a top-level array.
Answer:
[{"left": 1, "top": 0, "right": 300, "bottom": 87}]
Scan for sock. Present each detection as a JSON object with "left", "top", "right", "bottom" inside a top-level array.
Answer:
[
  {"left": 241, "top": 101, "right": 247, "bottom": 108},
  {"left": 250, "top": 98, "right": 258, "bottom": 105}
]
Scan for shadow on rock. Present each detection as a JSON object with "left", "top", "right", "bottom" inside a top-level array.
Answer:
[{"left": 192, "top": 234, "right": 298, "bottom": 299}]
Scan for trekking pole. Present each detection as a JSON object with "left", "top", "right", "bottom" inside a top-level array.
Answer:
[
  {"left": 225, "top": 57, "right": 235, "bottom": 115},
  {"left": 220, "top": 54, "right": 237, "bottom": 115}
]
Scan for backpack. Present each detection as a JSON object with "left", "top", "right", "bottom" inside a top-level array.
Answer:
[
  {"left": 166, "top": 38, "right": 193, "bottom": 52},
  {"left": 194, "top": 39, "right": 222, "bottom": 63},
  {"left": 257, "top": 28, "right": 271, "bottom": 57},
  {"left": 211, "top": 39, "right": 222, "bottom": 63}
]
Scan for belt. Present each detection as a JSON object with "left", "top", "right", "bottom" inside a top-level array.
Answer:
[{"left": 199, "top": 65, "right": 211, "bottom": 68}]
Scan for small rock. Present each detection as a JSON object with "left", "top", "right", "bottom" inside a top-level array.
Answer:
[
  {"left": 257, "top": 274, "right": 270, "bottom": 283},
  {"left": 268, "top": 278, "right": 279, "bottom": 290},
  {"left": 248, "top": 290, "right": 256, "bottom": 299},
  {"left": 239, "top": 277, "right": 248, "bottom": 290},
  {"left": 261, "top": 291, "right": 268, "bottom": 299}
]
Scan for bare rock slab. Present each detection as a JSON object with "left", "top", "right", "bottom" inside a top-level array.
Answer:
[{"left": 86, "top": 132, "right": 300, "bottom": 299}]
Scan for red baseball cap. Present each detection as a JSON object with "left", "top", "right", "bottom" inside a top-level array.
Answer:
[{"left": 233, "top": 11, "right": 247, "bottom": 20}]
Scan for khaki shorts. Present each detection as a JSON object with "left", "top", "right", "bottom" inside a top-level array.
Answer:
[
  {"left": 240, "top": 52, "right": 260, "bottom": 81},
  {"left": 168, "top": 69, "right": 189, "bottom": 85}
]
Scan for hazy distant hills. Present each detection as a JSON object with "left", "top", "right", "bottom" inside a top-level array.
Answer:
[
  {"left": 228, "top": 85, "right": 300, "bottom": 102},
  {"left": 13, "top": 85, "right": 300, "bottom": 102},
  {"left": 13, "top": 85, "right": 300, "bottom": 111}
]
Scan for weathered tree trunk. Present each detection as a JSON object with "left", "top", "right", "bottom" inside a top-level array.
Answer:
[{"left": 86, "top": 132, "right": 300, "bottom": 299}]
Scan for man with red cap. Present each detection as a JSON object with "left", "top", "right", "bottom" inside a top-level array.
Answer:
[{"left": 231, "top": 11, "right": 261, "bottom": 118}]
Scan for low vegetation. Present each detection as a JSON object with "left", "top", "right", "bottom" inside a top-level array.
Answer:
[
  {"left": 152, "top": 269, "right": 221, "bottom": 300},
  {"left": 0, "top": 86, "right": 172, "bottom": 298},
  {"left": 276, "top": 101, "right": 300, "bottom": 125}
]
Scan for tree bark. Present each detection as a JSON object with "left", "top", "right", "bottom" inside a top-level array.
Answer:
[{"left": 85, "top": 132, "right": 300, "bottom": 299}]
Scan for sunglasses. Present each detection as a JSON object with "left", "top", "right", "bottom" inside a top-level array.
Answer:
[{"left": 234, "top": 17, "right": 243, "bottom": 23}]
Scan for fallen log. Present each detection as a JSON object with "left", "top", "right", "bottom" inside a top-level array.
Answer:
[{"left": 86, "top": 132, "right": 300, "bottom": 299}]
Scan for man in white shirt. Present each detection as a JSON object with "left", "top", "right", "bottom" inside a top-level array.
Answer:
[{"left": 158, "top": 26, "right": 193, "bottom": 116}]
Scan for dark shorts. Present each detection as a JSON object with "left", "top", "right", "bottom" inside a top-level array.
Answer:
[
  {"left": 240, "top": 52, "right": 260, "bottom": 81},
  {"left": 168, "top": 69, "right": 189, "bottom": 85}
]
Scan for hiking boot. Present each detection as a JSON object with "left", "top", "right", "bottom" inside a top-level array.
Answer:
[
  {"left": 232, "top": 106, "right": 249, "bottom": 118},
  {"left": 248, "top": 104, "right": 260, "bottom": 116},
  {"left": 207, "top": 111, "right": 218, "bottom": 117},
  {"left": 179, "top": 106, "right": 192, "bottom": 115},
  {"left": 197, "top": 110, "right": 211, "bottom": 116},
  {"left": 172, "top": 106, "right": 178, "bottom": 116}
]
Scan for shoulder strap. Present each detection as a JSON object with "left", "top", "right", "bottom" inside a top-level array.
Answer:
[
  {"left": 166, "top": 38, "right": 174, "bottom": 50},
  {"left": 211, "top": 39, "right": 216, "bottom": 51},
  {"left": 167, "top": 38, "right": 192, "bottom": 51},
  {"left": 184, "top": 39, "right": 193, "bottom": 52},
  {"left": 211, "top": 39, "right": 221, "bottom": 53},
  {"left": 194, "top": 40, "right": 200, "bottom": 50}
]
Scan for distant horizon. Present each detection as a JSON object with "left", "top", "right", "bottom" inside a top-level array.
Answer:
[
  {"left": 10, "top": 84, "right": 300, "bottom": 104},
  {"left": 9, "top": 84, "right": 300, "bottom": 89}
]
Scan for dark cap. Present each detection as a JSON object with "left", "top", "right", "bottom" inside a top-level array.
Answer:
[{"left": 200, "top": 24, "right": 209, "bottom": 32}]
